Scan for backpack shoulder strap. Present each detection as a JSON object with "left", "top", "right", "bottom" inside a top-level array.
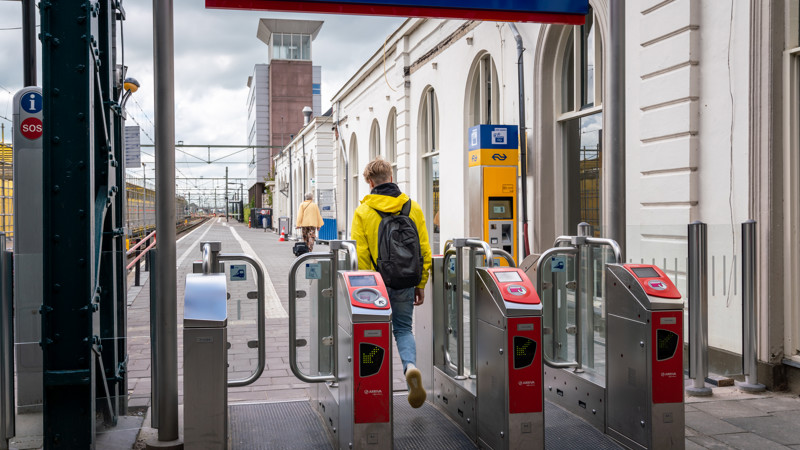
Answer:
[{"left": 400, "top": 200, "right": 412, "bottom": 216}]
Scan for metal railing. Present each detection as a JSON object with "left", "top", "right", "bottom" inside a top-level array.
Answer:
[{"left": 126, "top": 230, "right": 156, "bottom": 286}]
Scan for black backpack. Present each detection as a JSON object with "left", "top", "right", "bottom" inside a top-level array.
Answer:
[{"left": 370, "top": 200, "right": 423, "bottom": 289}]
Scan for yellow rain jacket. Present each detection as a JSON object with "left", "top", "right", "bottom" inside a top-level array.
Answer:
[{"left": 351, "top": 186, "right": 433, "bottom": 289}]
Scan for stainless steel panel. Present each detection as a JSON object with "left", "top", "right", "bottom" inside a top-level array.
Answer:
[
  {"left": 184, "top": 273, "right": 228, "bottom": 328},
  {"left": 650, "top": 403, "right": 685, "bottom": 450},
  {"left": 543, "top": 367, "right": 606, "bottom": 432},
  {"left": 467, "top": 166, "right": 483, "bottom": 240},
  {"left": 184, "top": 327, "right": 228, "bottom": 449},
  {"left": 353, "top": 422, "right": 393, "bottom": 448},
  {"left": 317, "top": 382, "right": 340, "bottom": 444},
  {"left": 508, "top": 412, "right": 544, "bottom": 450},
  {"left": 477, "top": 319, "right": 506, "bottom": 450},
  {"left": 606, "top": 313, "right": 649, "bottom": 449},
  {"left": 417, "top": 264, "right": 436, "bottom": 396},
  {"left": 432, "top": 367, "right": 477, "bottom": 441},
  {"left": 13, "top": 142, "right": 44, "bottom": 409}
]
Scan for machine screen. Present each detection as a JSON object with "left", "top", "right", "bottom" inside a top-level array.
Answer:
[
  {"left": 488, "top": 197, "right": 513, "bottom": 220},
  {"left": 656, "top": 329, "right": 679, "bottom": 361},
  {"left": 495, "top": 271, "right": 523, "bottom": 283},
  {"left": 349, "top": 275, "right": 377, "bottom": 287},
  {"left": 359, "top": 343, "right": 385, "bottom": 377},
  {"left": 513, "top": 336, "right": 537, "bottom": 369},
  {"left": 632, "top": 266, "right": 660, "bottom": 278}
]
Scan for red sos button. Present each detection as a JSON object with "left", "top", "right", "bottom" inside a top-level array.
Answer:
[{"left": 21, "top": 117, "right": 43, "bottom": 140}]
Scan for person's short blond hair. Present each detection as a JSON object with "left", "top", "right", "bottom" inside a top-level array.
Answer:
[{"left": 363, "top": 157, "right": 392, "bottom": 185}]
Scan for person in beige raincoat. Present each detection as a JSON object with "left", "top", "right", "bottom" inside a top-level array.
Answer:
[{"left": 296, "top": 192, "right": 324, "bottom": 251}]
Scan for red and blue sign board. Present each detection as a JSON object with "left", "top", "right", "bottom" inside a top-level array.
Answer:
[{"left": 206, "top": 0, "right": 588, "bottom": 24}]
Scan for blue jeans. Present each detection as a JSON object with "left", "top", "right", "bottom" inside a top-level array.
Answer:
[{"left": 386, "top": 286, "right": 416, "bottom": 373}]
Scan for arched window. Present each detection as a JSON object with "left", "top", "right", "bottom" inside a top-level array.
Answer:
[
  {"left": 467, "top": 53, "right": 500, "bottom": 127},
  {"left": 369, "top": 120, "right": 381, "bottom": 161},
  {"left": 418, "top": 87, "right": 440, "bottom": 250},
  {"left": 349, "top": 134, "right": 359, "bottom": 218},
  {"left": 560, "top": 6, "right": 603, "bottom": 235},
  {"left": 385, "top": 109, "right": 398, "bottom": 181}
]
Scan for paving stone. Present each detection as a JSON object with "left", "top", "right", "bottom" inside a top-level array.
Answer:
[
  {"left": 684, "top": 411, "right": 745, "bottom": 436},
  {"left": 714, "top": 432, "right": 791, "bottom": 450},
  {"left": 686, "top": 435, "right": 736, "bottom": 449},
  {"left": 685, "top": 438, "right": 707, "bottom": 450},
  {"left": 725, "top": 413, "right": 800, "bottom": 446},
  {"left": 692, "top": 399, "right": 772, "bottom": 419},
  {"left": 747, "top": 396, "right": 800, "bottom": 414}
]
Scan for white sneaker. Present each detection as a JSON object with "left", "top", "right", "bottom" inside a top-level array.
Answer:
[{"left": 405, "top": 365, "right": 426, "bottom": 408}]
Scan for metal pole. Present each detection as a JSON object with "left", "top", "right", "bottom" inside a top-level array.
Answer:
[
  {"left": 738, "top": 220, "right": 765, "bottom": 392},
  {"left": 454, "top": 246, "right": 466, "bottom": 379},
  {"left": 575, "top": 223, "right": 593, "bottom": 373},
  {"left": 22, "top": 0, "right": 36, "bottom": 86},
  {"left": 0, "top": 234, "right": 13, "bottom": 449},
  {"left": 686, "top": 221, "right": 712, "bottom": 396},
  {"left": 225, "top": 167, "right": 228, "bottom": 221},
  {"left": 152, "top": 0, "right": 180, "bottom": 440},
  {"left": 508, "top": 23, "right": 529, "bottom": 258},
  {"left": 605, "top": 0, "right": 626, "bottom": 259}
]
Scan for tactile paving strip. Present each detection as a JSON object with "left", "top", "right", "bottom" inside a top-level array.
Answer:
[{"left": 229, "top": 399, "right": 622, "bottom": 449}]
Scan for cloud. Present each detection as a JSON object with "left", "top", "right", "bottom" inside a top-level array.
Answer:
[{"left": 0, "top": 2, "right": 404, "bottom": 185}]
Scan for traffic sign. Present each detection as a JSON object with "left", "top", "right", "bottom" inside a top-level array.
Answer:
[
  {"left": 260, "top": 209, "right": 266, "bottom": 215},
  {"left": 20, "top": 91, "right": 42, "bottom": 114},
  {"left": 20, "top": 117, "right": 43, "bottom": 140}
]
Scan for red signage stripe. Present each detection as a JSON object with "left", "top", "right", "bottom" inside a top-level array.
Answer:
[{"left": 205, "top": 0, "right": 586, "bottom": 24}]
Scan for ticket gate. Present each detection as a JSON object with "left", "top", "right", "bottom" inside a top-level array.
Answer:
[
  {"left": 289, "top": 241, "right": 393, "bottom": 449},
  {"left": 523, "top": 224, "right": 685, "bottom": 449},
  {"left": 419, "top": 238, "right": 545, "bottom": 450}
]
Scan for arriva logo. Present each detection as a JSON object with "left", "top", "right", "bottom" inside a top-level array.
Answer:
[
  {"left": 517, "top": 380, "right": 537, "bottom": 386},
  {"left": 492, "top": 153, "right": 507, "bottom": 161},
  {"left": 363, "top": 389, "right": 383, "bottom": 395},
  {"left": 661, "top": 372, "right": 678, "bottom": 378}
]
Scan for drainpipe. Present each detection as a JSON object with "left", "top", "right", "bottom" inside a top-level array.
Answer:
[
  {"left": 508, "top": 23, "right": 530, "bottom": 258},
  {"left": 336, "top": 101, "right": 349, "bottom": 238}
]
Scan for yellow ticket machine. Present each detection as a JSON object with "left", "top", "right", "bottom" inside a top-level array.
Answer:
[{"left": 467, "top": 125, "right": 519, "bottom": 264}]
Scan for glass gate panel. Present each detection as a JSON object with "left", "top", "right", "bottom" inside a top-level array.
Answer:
[
  {"left": 290, "top": 256, "right": 335, "bottom": 380},
  {"left": 444, "top": 254, "right": 459, "bottom": 373},
  {"left": 540, "top": 252, "right": 578, "bottom": 364},
  {"left": 225, "top": 261, "right": 263, "bottom": 381}
]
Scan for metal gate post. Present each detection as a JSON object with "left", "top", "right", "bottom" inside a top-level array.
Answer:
[
  {"left": 41, "top": 1, "right": 120, "bottom": 446},
  {"left": 686, "top": 221, "right": 712, "bottom": 396},
  {"left": 737, "top": 220, "right": 766, "bottom": 392}
]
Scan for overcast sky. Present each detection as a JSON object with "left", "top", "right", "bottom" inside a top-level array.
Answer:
[{"left": 0, "top": 1, "right": 404, "bottom": 199}]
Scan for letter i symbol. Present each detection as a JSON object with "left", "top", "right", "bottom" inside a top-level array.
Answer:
[{"left": 29, "top": 94, "right": 35, "bottom": 110}]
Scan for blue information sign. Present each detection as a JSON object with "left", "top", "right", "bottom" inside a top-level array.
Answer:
[
  {"left": 468, "top": 125, "right": 519, "bottom": 151},
  {"left": 20, "top": 91, "right": 42, "bottom": 114}
]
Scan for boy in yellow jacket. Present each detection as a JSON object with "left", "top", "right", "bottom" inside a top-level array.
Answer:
[
  {"left": 296, "top": 192, "right": 324, "bottom": 251},
  {"left": 351, "top": 158, "right": 432, "bottom": 408}
]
